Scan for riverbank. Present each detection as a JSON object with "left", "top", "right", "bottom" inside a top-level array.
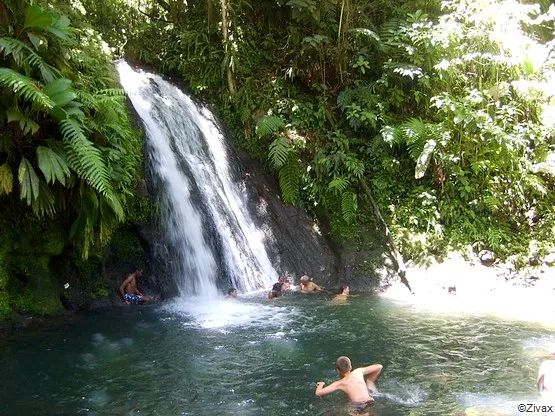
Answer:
[{"left": 380, "top": 252, "right": 555, "bottom": 328}]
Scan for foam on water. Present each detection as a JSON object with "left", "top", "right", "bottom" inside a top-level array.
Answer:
[{"left": 160, "top": 294, "right": 297, "bottom": 330}]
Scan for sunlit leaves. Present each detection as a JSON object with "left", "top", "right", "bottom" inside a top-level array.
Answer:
[
  {"left": 278, "top": 156, "right": 300, "bottom": 204},
  {"left": 269, "top": 136, "right": 290, "bottom": 169},
  {"left": 0, "top": 164, "right": 14, "bottom": 195},
  {"left": 415, "top": 140, "right": 436, "bottom": 179},
  {"left": 256, "top": 115, "right": 285, "bottom": 137}
]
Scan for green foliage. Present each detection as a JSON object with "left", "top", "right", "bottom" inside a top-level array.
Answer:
[
  {"left": 83, "top": 0, "right": 555, "bottom": 263},
  {"left": 0, "top": 0, "right": 142, "bottom": 258}
]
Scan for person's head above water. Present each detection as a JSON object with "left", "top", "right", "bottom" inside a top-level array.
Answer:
[
  {"left": 227, "top": 287, "right": 237, "bottom": 297},
  {"left": 336, "top": 356, "right": 352, "bottom": 375},
  {"left": 268, "top": 289, "right": 280, "bottom": 299},
  {"left": 300, "top": 275, "right": 309, "bottom": 283}
]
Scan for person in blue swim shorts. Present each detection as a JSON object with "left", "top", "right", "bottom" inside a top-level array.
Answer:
[{"left": 120, "top": 269, "right": 151, "bottom": 305}]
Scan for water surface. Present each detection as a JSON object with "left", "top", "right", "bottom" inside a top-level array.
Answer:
[{"left": 1, "top": 293, "right": 551, "bottom": 415}]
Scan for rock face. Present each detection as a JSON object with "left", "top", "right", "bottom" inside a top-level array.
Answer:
[{"left": 235, "top": 148, "right": 342, "bottom": 287}]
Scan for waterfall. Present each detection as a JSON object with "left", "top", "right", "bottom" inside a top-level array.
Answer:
[{"left": 116, "top": 61, "right": 277, "bottom": 298}]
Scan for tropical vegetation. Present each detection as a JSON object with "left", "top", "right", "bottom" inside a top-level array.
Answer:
[{"left": 0, "top": 0, "right": 554, "bottom": 318}]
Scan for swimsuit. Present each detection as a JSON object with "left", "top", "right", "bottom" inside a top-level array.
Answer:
[
  {"left": 350, "top": 399, "right": 375, "bottom": 414},
  {"left": 124, "top": 293, "right": 143, "bottom": 304}
]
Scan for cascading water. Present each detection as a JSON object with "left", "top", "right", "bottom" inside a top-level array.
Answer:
[{"left": 116, "top": 61, "right": 277, "bottom": 298}]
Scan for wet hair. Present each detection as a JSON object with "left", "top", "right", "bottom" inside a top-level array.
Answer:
[
  {"left": 336, "top": 356, "right": 352, "bottom": 374},
  {"left": 272, "top": 282, "right": 282, "bottom": 292},
  {"left": 227, "top": 288, "right": 237, "bottom": 296},
  {"left": 268, "top": 290, "right": 280, "bottom": 299},
  {"left": 341, "top": 285, "right": 349, "bottom": 293}
]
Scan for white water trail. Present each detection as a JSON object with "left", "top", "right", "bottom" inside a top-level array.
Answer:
[{"left": 116, "top": 61, "right": 277, "bottom": 299}]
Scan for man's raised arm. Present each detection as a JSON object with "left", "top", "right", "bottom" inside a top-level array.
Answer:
[{"left": 362, "top": 364, "right": 383, "bottom": 382}]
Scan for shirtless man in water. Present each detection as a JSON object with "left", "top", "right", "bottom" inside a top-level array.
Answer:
[
  {"left": 330, "top": 285, "right": 351, "bottom": 303},
  {"left": 315, "top": 356, "right": 382, "bottom": 414},
  {"left": 120, "top": 269, "right": 151, "bottom": 305},
  {"left": 299, "top": 275, "right": 324, "bottom": 292}
]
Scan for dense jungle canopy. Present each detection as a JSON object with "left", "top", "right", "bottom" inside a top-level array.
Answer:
[{"left": 0, "top": 0, "right": 554, "bottom": 318}]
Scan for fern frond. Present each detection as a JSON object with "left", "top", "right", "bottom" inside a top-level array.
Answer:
[
  {"left": 103, "top": 194, "right": 124, "bottom": 222},
  {"left": 268, "top": 136, "right": 290, "bottom": 169},
  {"left": 256, "top": 115, "right": 285, "bottom": 137},
  {"left": 95, "top": 88, "right": 126, "bottom": 97},
  {"left": 328, "top": 177, "right": 350, "bottom": 195},
  {"left": 337, "top": 88, "right": 355, "bottom": 111},
  {"left": 18, "top": 157, "right": 40, "bottom": 205},
  {"left": 278, "top": 156, "right": 300, "bottom": 204},
  {"left": 74, "top": 90, "right": 97, "bottom": 110},
  {"left": 0, "top": 68, "right": 55, "bottom": 109},
  {"left": 341, "top": 191, "right": 357, "bottom": 224},
  {"left": 0, "top": 163, "right": 14, "bottom": 194},
  {"left": 0, "top": 38, "right": 60, "bottom": 82},
  {"left": 60, "top": 118, "right": 113, "bottom": 197},
  {"left": 345, "top": 157, "right": 365, "bottom": 179}
]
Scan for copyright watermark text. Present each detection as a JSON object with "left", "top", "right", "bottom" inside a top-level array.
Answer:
[{"left": 518, "top": 403, "right": 554, "bottom": 413}]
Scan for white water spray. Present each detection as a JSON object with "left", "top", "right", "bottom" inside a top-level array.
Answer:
[{"left": 116, "top": 61, "right": 277, "bottom": 298}]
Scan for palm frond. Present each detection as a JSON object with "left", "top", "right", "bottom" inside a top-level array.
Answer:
[
  {"left": 60, "top": 118, "right": 113, "bottom": 197},
  {"left": 31, "top": 180, "right": 56, "bottom": 217},
  {"left": 36, "top": 145, "right": 71, "bottom": 185},
  {"left": 6, "top": 107, "right": 40, "bottom": 135},
  {"left": 18, "top": 157, "right": 40, "bottom": 205}
]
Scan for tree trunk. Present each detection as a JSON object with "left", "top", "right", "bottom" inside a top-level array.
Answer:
[
  {"left": 360, "top": 179, "right": 412, "bottom": 292},
  {"left": 220, "top": 0, "right": 235, "bottom": 94}
]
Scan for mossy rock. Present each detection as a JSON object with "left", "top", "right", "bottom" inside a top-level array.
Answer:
[{"left": 6, "top": 255, "right": 63, "bottom": 316}]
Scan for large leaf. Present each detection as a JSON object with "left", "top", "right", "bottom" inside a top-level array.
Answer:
[
  {"left": 24, "top": 5, "right": 54, "bottom": 29},
  {"left": 43, "top": 78, "right": 76, "bottom": 107},
  {"left": 18, "top": 157, "right": 40, "bottom": 204},
  {"left": 36, "top": 145, "right": 71, "bottom": 185},
  {"left": 0, "top": 163, "right": 14, "bottom": 194}
]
